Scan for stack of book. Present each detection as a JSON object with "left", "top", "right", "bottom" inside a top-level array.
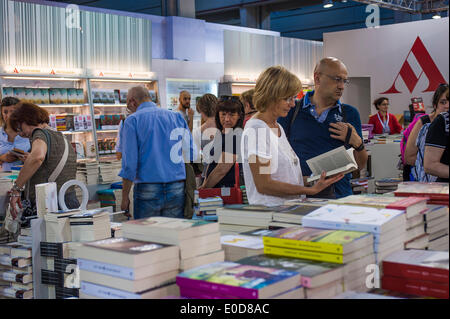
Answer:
[
  {"left": 40, "top": 241, "right": 81, "bottom": 299},
  {"left": 424, "top": 205, "right": 449, "bottom": 251},
  {"left": 240, "top": 186, "right": 248, "bottom": 204},
  {"left": 122, "top": 217, "right": 224, "bottom": 272},
  {"left": 194, "top": 197, "right": 224, "bottom": 221},
  {"left": 69, "top": 209, "right": 111, "bottom": 242},
  {"left": 394, "top": 182, "right": 449, "bottom": 206},
  {"left": 176, "top": 261, "right": 302, "bottom": 299},
  {"left": 220, "top": 234, "right": 264, "bottom": 261},
  {"left": 237, "top": 254, "right": 345, "bottom": 299},
  {"left": 44, "top": 211, "right": 78, "bottom": 243},
  {"left": 77, "top": 238, "right": 180, "bottom": 299},
  {"left": 270, "top": 205, "right": 319, "bottom": 229},
  {"left": 330, "top": 195, "right": 428, "bottom": 250},
  {"left": 217, "top": 205, "right": 275, "bottom": 234},
  {"left": 302, "top": 204, "right": 406, "bottom": 263},
  {"left": 381, "top": 249, "right": 449, "bottom": 299},
  {"left": 17, "top": 227, "right": 33, "bottom": 247},
  {"left": 0, "top": 243, "right": 33, "bottom": 299},
  {"left": 375, "top": 178, "right": 402, "bottom": 194},
  {"left": 261, "top": 227, "right": 374, "bottom": 296},
  {"left": 76, "top": 160, "right": 99, "bottom": 186},
  {"left": 98, "top": 160, "right": 122, "bottom": 184}
]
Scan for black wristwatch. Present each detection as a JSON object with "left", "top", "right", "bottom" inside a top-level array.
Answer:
[{"left": 354, "top": 141, "right": 365, "bottom": 152}]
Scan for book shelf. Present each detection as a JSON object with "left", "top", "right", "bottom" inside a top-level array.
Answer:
[{"left": 0, "top": 75, "right": 160, "bottom": 162}]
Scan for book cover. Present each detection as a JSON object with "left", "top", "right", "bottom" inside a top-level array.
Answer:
[
  {"left": 302, "top": 204, "right": 405, "bottom": 234},
  {"left": 382, "top": 250, "right": 449, "bottom": 284},
  {"left": 272, "top": 205, "right": 319, "bottom": 220},
  {"left": 221, "top": 235, "right": 263, "bottom": 250},
  {"left": 263, "top": 245, "right": 345, "bottom": 264},
  {"left": 176, "top": 261, "right": 299, "bottom": 299},
  {"left": 394, "top": 182, "right": 449, "bottom": 200},
  {"left": 236, "top": 254, "right": 344, "bottom": 288},
  {"left": 263, "top": 226, "right": 371, "bottom": 255}
]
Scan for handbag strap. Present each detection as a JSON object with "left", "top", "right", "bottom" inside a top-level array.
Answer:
[
  {"left": 234, "top": 162, "right": 240, "bottom": 188},
  {"left": 49, "top": 135, "right": 69, "bottom": 183}
]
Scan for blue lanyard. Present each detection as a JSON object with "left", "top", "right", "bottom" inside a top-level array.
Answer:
[{"left": 377, "top": 113, "right": 389, "bottom": 132}]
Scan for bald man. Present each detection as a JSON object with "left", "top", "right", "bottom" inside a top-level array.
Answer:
[
  {"left": 119, "top": 86, "right": 196, "bottom": 219},
  {"left": 177, "top": 90, "right": 194, "bottom": 132},
  {"left": 278, "top": 57, "right": 368, "bottom": 198}
]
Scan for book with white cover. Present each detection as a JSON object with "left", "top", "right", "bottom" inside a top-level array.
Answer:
[
  {"left": 302, "top": 204, "right": 406, "bottom": 234},
  {"left": 306, "top": 146, "right": 357, "bottom": 182}
]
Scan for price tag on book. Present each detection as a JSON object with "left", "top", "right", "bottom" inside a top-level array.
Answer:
[{"left": 221, "top": 187, "right": 230, "bottom": 197}]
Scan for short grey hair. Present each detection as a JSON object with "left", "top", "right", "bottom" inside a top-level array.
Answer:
[{"left": 128, "top": 86, "right": 150, "bottom": 104}]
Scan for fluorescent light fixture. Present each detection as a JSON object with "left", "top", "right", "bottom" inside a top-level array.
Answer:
[
  {"left": 89, "top": 79, "right": 153, "bottom": 83},
  {"left": 2, "top": 76, "right": 81, "bottom": 81},
  {"left": 432, "top": 12, "right": 442, "bottom": 19},
  {"left": 323, "top": 0, "right": 334, "bottom": 8}
]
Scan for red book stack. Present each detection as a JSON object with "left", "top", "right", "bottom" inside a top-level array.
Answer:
[
  {"left": 394, "top": 182, "right": 449, "bottom": 207},
  {"left": 382, "top": 249, "right": 449, "bottom": 299}
]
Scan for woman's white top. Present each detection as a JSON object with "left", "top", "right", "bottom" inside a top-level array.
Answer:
[{"left": 241, "top": 118, "right": 305, "bottom": 207}]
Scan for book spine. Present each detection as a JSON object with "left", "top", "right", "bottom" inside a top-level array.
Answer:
[
  {"left": 178, "top": 286, "right": 240, "bottom": 299},
  {"left": 381, "top": 276, "right": 449, "bottom": 299},
  {"left": 301, "top": 218, "right": 380, "bottom": 234},
  {"left": 78, "top": 258, "right": 135, "bottom": 280},
  {"left": 175, "top": 276, "right": 258, "bottom": 299},
  {"left": 80, "top": 281, "right": 140, "bottom": 299},
  {"left": 382, "top": 262, "right": 449, "bottom": 284},
  {"left": 262, "top": 237, "right": 343, "bottom": 254},
  {"left": 263, "top": 246, "right": 343, "bottom": 264}
]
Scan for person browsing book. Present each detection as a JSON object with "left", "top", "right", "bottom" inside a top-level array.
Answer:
[
  {"left": 424, "top": 109, "right": 449, "bottom": 183},
  {"left": 119, "top": 86, "right": 196, "bottom": 220},
  {"left": 199, "top": 96, "right": 244, "bottom": 189},
  {"left": 368, "top": 97, "right": 403, "bottom": 135},
  {"left": 278, "top": 57, "right": 368, "bottom": 199},
  {"left": 7, "top": 102, "right": 79, "bottom": 223},
  {"left": 242, "top": 66, "right": 344, "bottom": 207},
  {"left": 405, "top": 84, "right": 449, "bottom": 182},
  {"left": 0, "top": 97, "right": 30, "bottom": 171}
]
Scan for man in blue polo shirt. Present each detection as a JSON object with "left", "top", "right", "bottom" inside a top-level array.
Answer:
[
  {"left": 279, "top": 57, "right": 368, "bottom": 198},
  {"left": 120, "top": 86, "right": 196, "bottom": 219}
]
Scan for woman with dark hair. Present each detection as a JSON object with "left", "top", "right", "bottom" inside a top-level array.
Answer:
[
  {"left": 199, "top": 97, "right": 244, "bottom": 189},
  {"left": 0, "top": 97, "right": 30, "bottom": 170},
  {"left": 7, "top": 102, "right": 79, "bottom": 222},
  {"left": 405, "top": 84, "right": 449, "bottom": 181},
  {"left": 368, "top": 97, "right": 403, "bottom": 135}
]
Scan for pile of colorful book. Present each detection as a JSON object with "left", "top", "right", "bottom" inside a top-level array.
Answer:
[
  {"left": 193, "top": 196, "right": 223, "bottom": 221},
  {"left": 301, "top": 204, "right": 406, "bottom": 263},
  {"left": 0, "top": 243, "right": 33, "bottom": 299},
  {"left": 381, "top": 249, "right": 449, "bottom": 299},
  {"left": 78, "top": 238, "right": 180, "bottom": 299},
  {"left": 262, "top": 226, "right": 375, "bottom": 296}
]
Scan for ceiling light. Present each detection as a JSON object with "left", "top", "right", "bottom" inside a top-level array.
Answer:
[
  {"left": 432, "top": 12, "right": 442, "bottom": 19},
  {"left": 324, "top": 1, "right": 334, "bottom": 9}
]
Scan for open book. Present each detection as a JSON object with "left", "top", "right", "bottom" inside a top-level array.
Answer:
[{"left": 306, "top": 146, "right": 357, "bottom": 182}]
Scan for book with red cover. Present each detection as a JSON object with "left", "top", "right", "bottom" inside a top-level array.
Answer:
[
  {"left": 382, "top": 250, "right": 449, "bottom": 284},
  {"left": 381, "top": 275, "right": 448, "bottom": 299},
  {"left": 394, "top": 182, "right": 449, "bottom": 201}
]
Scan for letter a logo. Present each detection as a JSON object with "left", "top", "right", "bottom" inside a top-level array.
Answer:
[{"left": 381, "top": 36, "right": 446, "bottom": 94}]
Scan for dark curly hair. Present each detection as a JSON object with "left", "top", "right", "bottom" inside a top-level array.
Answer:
[{"left": 9, "top": 102, "right": 49, "bottom": 132}]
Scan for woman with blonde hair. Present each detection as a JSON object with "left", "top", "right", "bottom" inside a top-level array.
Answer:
[{"left": 241, "top": 66, "right": 343, "bottom": 206}]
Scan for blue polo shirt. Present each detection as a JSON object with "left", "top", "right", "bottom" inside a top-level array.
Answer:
[{"left": 278, "top": 91, "right": 363, "bottom": 198}]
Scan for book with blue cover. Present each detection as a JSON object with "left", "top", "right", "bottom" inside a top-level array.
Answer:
[{"left": 301, "top": 204, "right": 406, "bottom": 234}]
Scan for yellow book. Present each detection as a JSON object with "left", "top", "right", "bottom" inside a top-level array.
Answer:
[
  {"left": 263, "top": 246, "right": 343, "bottom": 264},
  {"left": 262, "top": 227, "right": 371, "bottom": 255}
]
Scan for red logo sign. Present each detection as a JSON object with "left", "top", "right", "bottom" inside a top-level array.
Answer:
[
  {"left": 13, "top": 68, "right": 19, "bottom": 74},
  {"left": 50, "top": 69, "right": 56, "bottom": 75},
  {"left": 381, "top": 36, "right": 446, "bottom": 94}
]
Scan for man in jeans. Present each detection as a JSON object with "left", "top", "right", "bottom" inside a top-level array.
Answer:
[{"left": 120, "top": 86, "right": 196, "bottom": 219}]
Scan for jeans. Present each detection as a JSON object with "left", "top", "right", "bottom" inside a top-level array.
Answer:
[{"left": 133, "top": 181, "right": 185, "bottom": 220}]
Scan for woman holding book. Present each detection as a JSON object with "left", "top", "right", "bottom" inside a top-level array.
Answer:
[
  {"left": 199, "top": 96, "right": 244, "bottom": 189},
  {"left": 7, "top": 102, "right": 79, "bottom": 225},
  {"left": 241, "top": 66, "right": 343, "bottom": 206},
  {"left": 404, "top": 83, "right": 449, "bottom": 182},
  {"left": 369, "top": 97, "right": 403, "bottom": 134},
  {"left": 368, "top": 97, "right": 403, "bottom": 135},
  {"left": 0, "top": 97, "right": 30, "bottom": 171}
]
